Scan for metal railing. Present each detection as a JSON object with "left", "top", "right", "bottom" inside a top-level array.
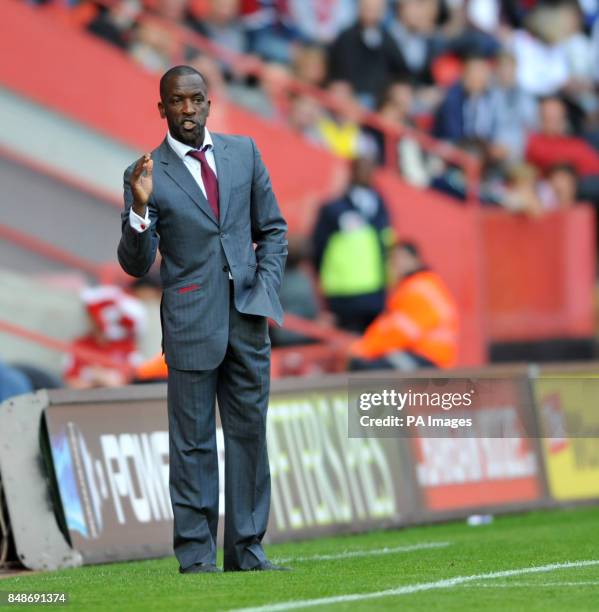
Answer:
[
  {"left": 54, "top": 0, "right": 481, "bottom": 203},
  {"left": 0, "top": 318, "right": 135, "bottom": 374},
  {"left": 0, "top": 223, "right": 123, "bottom": 284}
]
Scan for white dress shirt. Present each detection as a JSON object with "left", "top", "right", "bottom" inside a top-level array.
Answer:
[
  {"left": 129, "top": 129, "right": 217, "bottom": 232},
  {"left": 129, "top": 129, "right": 232, "bottom": 279}
]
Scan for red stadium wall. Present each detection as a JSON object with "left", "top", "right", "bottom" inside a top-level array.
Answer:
[{"left": 481, "top": 207, "right": 596, "bottom": 341}]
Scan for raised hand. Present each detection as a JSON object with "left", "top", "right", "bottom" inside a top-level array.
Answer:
[{"left": 131, "top": 153, "right": 153, "bottom": 215}]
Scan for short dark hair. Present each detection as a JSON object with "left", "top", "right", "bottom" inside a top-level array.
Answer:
[
  {"left": 462, "top": 49, "right": 494, "bottom": 63},
  {"left": 395, "top": 240, "right": 420, "bottom": 258},
  {"left": 539, "top": 94, "right": 564, "bottom": 107},
  {"left": 376, "top": 78, "right": 413, "bottom": 110},
  {"left": 159, "top": 65, "right": 207, "bottom": 100},
  {"left": 547, "top": 162, "right": 577, "bottom": 178}
]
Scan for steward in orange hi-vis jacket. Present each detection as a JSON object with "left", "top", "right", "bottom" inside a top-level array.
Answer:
[{"left": 350, "top": 241, "right": 459, "bottom": 369}]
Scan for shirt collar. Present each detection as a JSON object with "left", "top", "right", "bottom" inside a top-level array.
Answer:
[{"left": 167, "top": 128, "right": 213, "bottom": 161}]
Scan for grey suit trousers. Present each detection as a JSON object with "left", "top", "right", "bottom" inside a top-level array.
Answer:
[{"left": 167, "top": 281, "right": 271, "bottom": 570}]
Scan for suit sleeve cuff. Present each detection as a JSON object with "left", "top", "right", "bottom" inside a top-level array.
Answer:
[{"left": 129, "top": 207, "right": 150, "bottom": 233}]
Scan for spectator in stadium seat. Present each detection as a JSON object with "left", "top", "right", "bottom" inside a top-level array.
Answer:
[
  {"left": 388, "top": 0, "right": 443, "bottom": 86},
  {"left": 429, "top": 137, "right": 504, "bottom": 205},
  {"left": 525, "top": 96, "right": 599, "bottom": 177},
  {"left": 130, "top": 0, "right": 204, "bottom": 72},
  {"left": 63, "top": 286, "right": 145, "bottom": 389},
  {"left": 387, "top": 0, "right": 446, "bottom": 114},
  {"left": 316, "top": 81, "right": 374, "bottom": 160},
  {"left": 538, "top": 163, "right": 578, "bottom": 211},
  {"left": 241, "top": 0, "right": 301, "bottom": 65},
  {"left": 130, "top": 19, "right": 179, "bottom": 71},
  {"left": 523, "top": 4, "right": 599, "bottom": 98},
  {"left": 288, "top": 0, "right": 356, "bottom": 45},
  {"left": 433, "top": 51, "right": 498, "bottom": 145},
  {"left": 507, "top": 3, "right": 583, "bottom": 98},
  {"left": 191, "top": 0, "right": 249, "bottom": 74},
  {"left": 86, "top": 0, "right": 141, "bottom": 51},
  {"left": 349, "top": 241, "right": 458, "bottom": 371},
  {"left": 364, "top": 79, "right": 431, "bottom": 187},
  {"left": 441, "top": 0, "right": 501, "bottom": 60},
  {"left": 0, "top": 360, "right": 33, "bottom": 403},
  {"left": 525, "top": 96, "right": 599, "bottom": 215},
  {"left": 559, "top": 3, "right": 595, "bottom": 96},
  {"left": 328, "top": 0, "right": 408, "bottom": 109},
  {"left": 287, "top": 93, "right": 325, "bottom": 145},
  {"left": 490, "top": 50, "right": 538, "bottom": 162},
  {"left": 188, "top": 53, "right": 229, "bottom": 99},
  {"left": 292, "top": 43, "right": 327, "bottom": 88},
  {"left": 312, "top": 156, "right": 394, "bottom": 333},
  {"left": 498, "top": 163, "right": 544, "bottom": 216}
]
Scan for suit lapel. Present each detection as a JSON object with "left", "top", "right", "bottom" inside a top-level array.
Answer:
[
  {"left": 158, "top": 138, "right": 218, "bottom": 226},
  {"left": 211, "top": 134, "right": 232, "bottom": 226}
]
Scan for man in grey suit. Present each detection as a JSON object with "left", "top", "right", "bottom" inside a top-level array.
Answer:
[{"left": 117, "top": 65, "right": 288, "bottom": 574}]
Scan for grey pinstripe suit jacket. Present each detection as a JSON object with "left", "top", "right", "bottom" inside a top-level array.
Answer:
[{"left": 117, "top": 133, "right": 288, "bottom": 371}]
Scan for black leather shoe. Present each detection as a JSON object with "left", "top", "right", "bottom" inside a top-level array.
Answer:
[
  {"left": 250, "top": 560, "right": 292, "bottom": 571},
  {"left": 225, "top": 560, "right": 291, "bottom": 572},
  {"left": 179, "top": 563, "right": 222, "bottom": 574}
]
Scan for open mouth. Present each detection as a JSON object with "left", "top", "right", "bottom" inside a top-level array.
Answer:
[{"left": 182, "top": 120, "right": 196, "bottom": 130}]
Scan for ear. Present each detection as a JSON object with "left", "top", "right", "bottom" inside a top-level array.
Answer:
[
  {"left": 158, "top": 100, "right": 166, "bottom": 119},
  {"left": 206, "top": 99, "right": 211, "bottom": 117}
]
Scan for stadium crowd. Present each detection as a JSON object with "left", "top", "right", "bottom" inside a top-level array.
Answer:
[{"left": 28, "top": 0, "right": 599, "bottom": 215}]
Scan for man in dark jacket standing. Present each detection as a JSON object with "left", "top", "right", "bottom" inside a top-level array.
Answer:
[
  {"left": 328, "top": 0, "right": 408, "bottom": 108},
  {"left": 312, "top": 156, "right": 394, "bottom": 333},
  {"left": 117, "top": 65, "right": 288, "bottom": 574}
]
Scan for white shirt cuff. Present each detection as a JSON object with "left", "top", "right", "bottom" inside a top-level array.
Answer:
[{"left": 129, "top": 207, "right": 150, "bottom": 233}]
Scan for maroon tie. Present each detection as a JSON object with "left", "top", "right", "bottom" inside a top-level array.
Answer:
[{"left": 187, "top": 146, "right": 219, "bottom": 220}]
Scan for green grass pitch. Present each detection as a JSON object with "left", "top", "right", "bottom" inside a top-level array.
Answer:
[{"left": 2, "top": 505, "right": 598, "bottom": 611}]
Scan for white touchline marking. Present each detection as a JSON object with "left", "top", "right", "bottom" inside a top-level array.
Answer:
[
  {"left": 233, "top": 560, "right": 599, "bottom": 612},
  {"left": 273, "top": 541, "right": 450, "bottom": 564},
  {"left": 462, "top": 580, "right": 599, "bottom": 588}
]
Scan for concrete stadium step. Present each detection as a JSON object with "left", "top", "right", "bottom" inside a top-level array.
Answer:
[
  {"left": 0, "top": 239, "right": 70, "bottom": 276},
  {"left": 0, "top": 154, "right": 122, "bottom": 269},
  {"left": 0, "top": 87, "right": 137, "bottom": 201}
]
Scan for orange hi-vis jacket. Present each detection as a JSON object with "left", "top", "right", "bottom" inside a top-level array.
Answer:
[
  {"left": 136, "top": 352, "right": 168, "bottom": 381},
  {"left": 352, "top": 269, "right": 459, "bottom": 367}
]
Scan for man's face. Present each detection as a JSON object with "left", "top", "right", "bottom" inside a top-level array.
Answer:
[
  {"left": 549, "top": 169, "right": 577, "bottom": 205},
  {"left": 359, "top": 0, "right": 386, "bottom": 27},
  {"left": 158, "top": 73, "right": 210, "bottom": 146},
  {"left": 497, "top": 55, "right": 516, "bottom": 87},
  {"left": 540, "top": 99, "right": 566, "bottom": 136},
  {"left": 400, "top": 0, "right": 438, "bottom": 33},
  {"left": 289, "top": 95, "right": 320, "bottom": 131},
  {"left": 463, "top": 59, "right": 490, "bottom": 96},
  {"left": 387, "top": 83, "right": 413, "bottom": 116},
  {"left": 391, "top": 248, "right": 418, "bottom": 281},
  {"left": 352, "top": 158, "right": 375, "bottom": 186}
]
